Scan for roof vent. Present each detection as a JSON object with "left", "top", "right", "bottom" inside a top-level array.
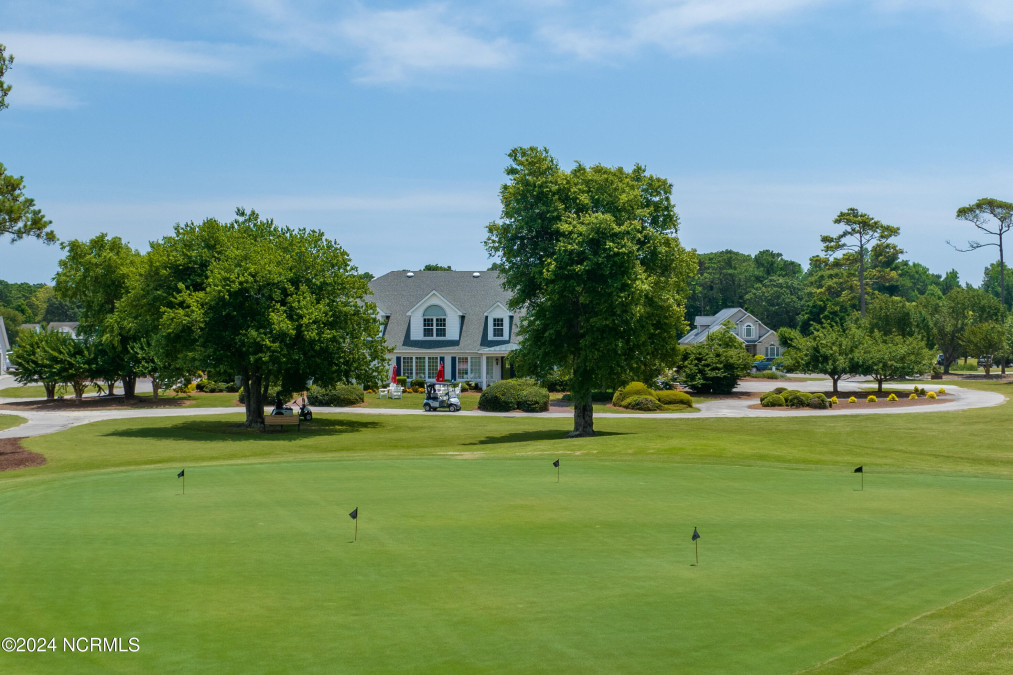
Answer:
[
  {"left": 406, "top": 272, "right": 415, "bottom": 278},
  {"left": 472, "top": 272, "right": 481, "bottom": 278}
]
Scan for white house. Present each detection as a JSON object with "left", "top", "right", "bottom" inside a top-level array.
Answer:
[
  {"left": 367, "top": 270, "right": 522, "bottom": 388},
  {"left": 0, "top": 316, "right": 10, "bottom": 372},
  {"left": 679, "top": 308, "right": 781, "bottom": 357}
]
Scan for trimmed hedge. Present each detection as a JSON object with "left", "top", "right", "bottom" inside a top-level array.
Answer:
[
  {"left": 612, "top": 382, "right": 657, "bottom": 407},
  {"left": 656, "top": 390, "right": 693, "bottom": 406},
  {"left": 623, "top": 396, "right": 662, "bottom": 411},
  {"left": 478, "top": 378, "right": 549, "bottom": 413},
  {"left": 306, "top": 384, "right": 364, "bottom": 407},
  {"left": 808, "top": 393, "right": 829, "bottom": 409},
  {"left": 761, "top": 394, "right": 785, "bottom": 407}
]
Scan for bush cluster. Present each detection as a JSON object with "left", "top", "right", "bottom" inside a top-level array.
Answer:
[
  {"left": 848, "top": 396, "right": 858, "bottom": 403},
  {"left": 887, "top": 393, "right": 899, "bottom": 402},
  {"left": 867, "top": 395, "right": 878, "bottom": 403},
  {"left": 611, "top": 382, "right": 693, "bottom": 411},
  {"left": 410, "top": 378, "right": 427, "bottom": 390},
  {"left": 306, "top": 384, "right": 364, "bottom": 407},
  {"left": 927, "top": 391, "right": 937, "bottom": 399},
  {"left": 477, "top": 378, "right": 548, "bottom": 412},
  {"left": 760, "top": 388, "right": 833, "bottom": 409},
  {"left": 909, "top": 393, "right": 918, "bottom": 399}
]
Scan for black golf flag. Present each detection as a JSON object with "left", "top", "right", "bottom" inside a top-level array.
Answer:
[
  {"left": 177, "top": 469, "right": 184, "bottom": 478},
  {"left": 854, "top": 466, "right": 863, "bottom": 473},
  {"left": 349, "top": 508, "right": 358, "bottom": 520},
  {"left": 553, "top": 459, "right": 559, "bottom": 468},
  {"left": 692, "top": 527, "right": 700, "bottom": 541}
]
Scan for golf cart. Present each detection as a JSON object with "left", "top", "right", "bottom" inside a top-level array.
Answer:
[{"left": 423, "top": 382, "right": 461, "bottom": 412}]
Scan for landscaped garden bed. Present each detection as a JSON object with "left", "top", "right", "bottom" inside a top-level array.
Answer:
[{"left": 751, "top": 386, "right": 952, "bottom": 411}]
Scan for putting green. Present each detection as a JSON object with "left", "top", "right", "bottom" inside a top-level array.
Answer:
[{"left": 2, "top": 457, "right": 1013, "bottom": 673}]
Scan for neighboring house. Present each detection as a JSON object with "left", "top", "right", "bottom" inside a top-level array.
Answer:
[
  {"left": 679, "top": 308, "right": 781, "bottom": 357},
  {"left": 0, "top": 316, "right": 10, "bottom": 371},
  {"left": 20, "top": 322, "right": 81, "bottom": 338},
  {"left": 367, "top": 270, "right": 521, "bottom": 388}
]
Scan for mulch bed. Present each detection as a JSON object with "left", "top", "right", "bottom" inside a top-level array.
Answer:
[
  {"left": 0, "top": 437, "right": 46, "bottom": 472},
  {"left": 0, "top": 396, "right": 191, "bottom": 412},
  {"left": 748, "top": 391, "right": 953, "bottom": 411}
]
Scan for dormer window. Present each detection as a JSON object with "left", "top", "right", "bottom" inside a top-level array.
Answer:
[
  {"left": 423, "top": 305, "right": 447, "bottom": 338},
  {"left": 742, "top": 323, "right": 754, "bottom": 339},
  {"left": 492, "top": 317, "right": 504, "bottom": 339}
]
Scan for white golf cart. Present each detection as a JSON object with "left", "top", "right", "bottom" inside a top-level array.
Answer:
[{"left": 423, "top": 381, "right": 461, "bottom": 412}]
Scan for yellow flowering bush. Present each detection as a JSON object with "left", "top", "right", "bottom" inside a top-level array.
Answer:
[
  {"left": 938, "top": 387, "right": 946, "bottom": 394},
  {"left": 867, "top": 395, "right": 878, "bottom": 403},
  {"left": 830, "top": 396, "right": 839, "bottom": 405},
  {"left": 848, "top": 396, "right": 857, "bottom": 403},
  {"left": 887, "top": 393, "right": 898, "bottom": 401},
  {"left": 909, "top": 393, "right": 917, "bottom": 399},
  {"left": 927, "top": 391, "right": 937, "bottom": 399}
]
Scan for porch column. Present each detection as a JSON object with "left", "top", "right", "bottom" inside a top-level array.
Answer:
[{"left": 481, "top": 354, "right": 487, "bottom": 389}]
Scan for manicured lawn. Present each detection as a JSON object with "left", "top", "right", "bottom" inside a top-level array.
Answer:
[
  {"left": 0, "top": 413, "right": 26, "bottom": 431},
  {"left": 0, "top": 383, "right": 102, "bottom": 398},
  {"left": 2, "top": 378, "right": 1013, "bottom": 672},
  {"left": 360, "top": 390, "right": 482, "bottom": 411},
  {"left": 131, "top": 391, "right": 242, "bottom": 408}
]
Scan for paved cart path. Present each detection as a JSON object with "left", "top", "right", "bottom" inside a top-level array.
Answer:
[{"left": 0, "top": 375, "right": 1004, "bottom": 440}]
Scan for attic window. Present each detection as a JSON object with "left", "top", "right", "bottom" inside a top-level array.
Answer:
[
  {"left": 743, "top": 323, "right": 754, "bottom": 338},
  {"left": 422, "top": 304, "right": 447, "bottom": 338}
]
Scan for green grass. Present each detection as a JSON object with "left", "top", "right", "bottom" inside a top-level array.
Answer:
[
  {"left": 0, "top": 413, "right": 26, "bottom": 431},
  {"left": 0, "top": 384, "right": 101, "bottom": 398},
  {"left": 131, "top": 391, "right": 242, "bottom": 408},
  {"left": 2, "top": 378, "right": 1013, "bottom": 672}
]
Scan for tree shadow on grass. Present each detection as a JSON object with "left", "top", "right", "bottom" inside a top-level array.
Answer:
[
  {"left": 464, "top": 430, "right": 628, "bottom": 446},
  {"left": 101, "top": 417, "right": 380, "bottom": 442}
]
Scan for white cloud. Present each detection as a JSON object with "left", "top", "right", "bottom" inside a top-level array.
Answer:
[
  {"left": 5, "top": 71, "right": 80, "bottom": 109},
  {"left": 337, "top": 5, "right": 516, "bottom": 83},
  {"left": 0, "top": 32, "right": 243, "bottom": 75}
]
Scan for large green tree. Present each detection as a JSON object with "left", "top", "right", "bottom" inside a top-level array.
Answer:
[
  {"left": 778, "top": 323, "right": 866, "bottom": 394},
  {"left": 954, "top": 198, "right": 1013, "bottom": 309},
  {"left": 485, "top": 147, "right": 695, "bottom": 437},
  {"left": 678, "top": 327, "right": 754, "bottom": 395},
  {"left": 820, "top": 208, "right": 900, "bottom": 318},
  {"left": 981, "top": 261, "right": 1013, "bottom": 311},
  {"left": 744, "top": 276, "right": 806, "bottom": 330},
  {"left": 919, "top": 286, "right": 1003, "bottom": 373},
  {"left": 55, "top": 234, "right": 144, "bottom": 395},
  {"left": 127, "top": 208, "right": 388, "bottom": 427},
  {"left": 856, "top": 331, "right": 935, "bottom": 393}
]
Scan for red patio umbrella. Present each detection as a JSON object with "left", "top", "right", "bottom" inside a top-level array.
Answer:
[
  {"left": 391, "top": 364, "right": 398, "bottom": 384},
  {"left": 436, "top": 361, "right": 445, "bottom": 382}
]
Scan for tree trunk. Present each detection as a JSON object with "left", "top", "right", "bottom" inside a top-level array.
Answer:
[
  {"left": 831, "top": 375, "right": 841, "bottom": 394},
  {"left": 877, "top": 378, "right": 884, "bottom": 393},
  {"left": 242, "top": 370, "right": 266, "bottom": 429},
  {"left": 122, "top": 375, "right": 137, "bottom": 398},
  {"left": 72, "top": 379, "right": 86, "bottom": 399},
  {"left": 568, "top": 394, "right": 595, "bottom": 438},
  {"left": 859, "top": 251, "right": 866, "bottom": 318},
  {"left": 150, "top": 373, "right": 159, "bottom": 401},
  {"left": 104, "top": 378, "right": 117, "bottom": 396},
  {"left": 44, "top": 382, "right": 56, "bottom": 399}
]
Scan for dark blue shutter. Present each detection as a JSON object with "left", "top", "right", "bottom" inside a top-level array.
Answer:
[
  {"left": 451, "top": 356, "right": 457, "bottom": 381},
  {"left": 395, "top": 356, "right": 401, "bottom": 377}
]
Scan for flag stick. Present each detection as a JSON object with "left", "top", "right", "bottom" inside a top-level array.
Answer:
[
  {"left": 182, "top": 472, "right": 185, "bottom": 495},
  {"left": 354, "top": 516, "right": 358, "bottom": 542},
  {"left": 695, "top": 539, "right": 699, "bottom": 565},
  {"left": 861, "top": 470, "right": 864, "bottom": 491},
  {"left": 557, "top": 464, "right": 559, "bottom": 483}
]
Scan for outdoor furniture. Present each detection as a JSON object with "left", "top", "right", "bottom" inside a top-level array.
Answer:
[
  {"left": 390, "top": 384, "right": 403, "bottom": 399},
  {"left": 378, "top": 387, "right": 389, "bottom": 398},
  {"left": 263, "top": 415, "right": 300, "bottom": 433}
]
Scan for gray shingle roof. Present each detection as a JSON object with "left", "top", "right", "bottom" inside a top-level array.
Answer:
[
  {"left": 680, "top": 308, "right": 775, "bottom": 345},
  {"left": 367, "top": 271, "right": 522, "bottom": 353}
]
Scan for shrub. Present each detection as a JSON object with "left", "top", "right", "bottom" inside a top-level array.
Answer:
[
  {"left": 397, "top": 376, "right": 407, "bottom": 388},
  {"left": 771, "top": 387, "right": 789, "bottom": 395},
  {"left": 623, "top": 396, "right": 663, "bottom": 411},
  {"left": 458, "top": 382, "right": 470, "bottom": 392},
  {"left": 927, "top": 391, "right": 937, "bottom": 399},
  {"left": 754, "top": 370, "right": 785, "bottom": 379},
  {"left": 202, "top": 381, "right": 227, "bottom": 393},
  {"left": 306, "top": 384, "right": 364, "bottom": 407},
  {"left": 656, "top": 390, "right": 693, "bottom": 406},
  {"left": 195, "top": 379, "right": 211, "bottom": 392},
  {"left": 478, "top": 378, "right": 548, "bottom": 412},
  {"left": 808, "top": 394, "right": 829, "bottom": 409},
  {"left": 938, "top": 387, "right": 946, "bottom": 394},
  {"left": 538, "top": 371, "right": 570, "bottom": 392},
  {"left": 909, "top": 393, "right": 918, "bottom": 399},
  {"left": 761, "top": 394, "right": 785, "bottom": 407},
  {"left": 678, "top": 330, "right": 755, "bottom": 394},
  {"left": 830, "top": 396, "right": 838, "bottom": 405},
  {"left": 410, "top": 378, "right": 426, "bottom": 390},
  {"left": 887, "top": 393, "right": 898, "bottom": 402},
  {"left": 848, "top": 396, "right": 857, "bottom": 403},
  {"left": 867, "top": 395, "right": 878, "bottom": 403},
  {"left": 612, "top": 382, "right": 657, "bottom": 407},
  {"left": 783, "top": 390, "right": 812, "bottom": 408},
  {"left": 225, "top": 382, "right": 240, "bottom": 393}
]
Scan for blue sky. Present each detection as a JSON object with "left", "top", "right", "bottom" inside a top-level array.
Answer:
[{"left": 2, "top": 0, "right": 1013, "bottom": 285}]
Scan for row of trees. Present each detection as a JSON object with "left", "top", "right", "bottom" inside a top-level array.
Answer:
[{"left": 11, "top": 211, "right": 389, "bottom": 427}]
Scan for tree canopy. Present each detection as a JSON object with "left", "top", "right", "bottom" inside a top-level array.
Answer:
[
  {"left": 127, "top": 208, "right": 388, "bottom": 427},
  {"left": 486, "top": 147, "right": 695, "bottom": 437},
  {"left": 820, "top": 208, "right": 900, "bottom": 318},
  {"left": 954, "top": 198, "right": 1013, "bottom": 309}
]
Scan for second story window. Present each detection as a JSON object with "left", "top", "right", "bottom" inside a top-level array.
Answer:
[
  {"left": 422, "top": 304, "right": 447, "bottom": 338},
  {"left": 493, "top": 317, "right": 504, "bottom": 338}
]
